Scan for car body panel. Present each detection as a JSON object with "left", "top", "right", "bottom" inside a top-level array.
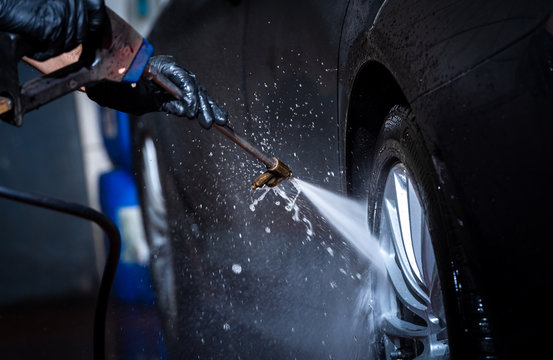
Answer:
[
  {"left": 341, "top": 0, "right": 551, "bottom": 102},
  {"left": 411, "top": 26, "right": 553, "bottom": 358},
  {"left": 243, "top": 0, "right": 348, "bottom": 191}
]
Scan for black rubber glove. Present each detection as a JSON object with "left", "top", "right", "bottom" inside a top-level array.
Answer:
[
  {"left": 0, "top": 0, "right": 106, "bottom": 60},
  {"left": 86, "top": 55, "right": 228, "bottom": 129}
]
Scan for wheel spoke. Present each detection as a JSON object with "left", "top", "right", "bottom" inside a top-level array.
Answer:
[
  {"left": 408, "top": 177, "right": 425, "bottom": 284},
  {"left": 394, "top": 171, "right": 423, "bottom": 284},
  {"left": 381, "top": 314, "right": 429, "bottom": 338},
  {"left": 383, "top": 252, "right": 427, "bottom": 313},
  {"left": 383, "top": 166, "right": 430, "bottom": 308}
]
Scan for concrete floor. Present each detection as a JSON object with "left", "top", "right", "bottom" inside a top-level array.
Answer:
[
  {"left": 0, "top": 296, "right": 95, "bottom": 359},
  {"left": 0, "top": 295, "right": 165, "bottom": 359}
]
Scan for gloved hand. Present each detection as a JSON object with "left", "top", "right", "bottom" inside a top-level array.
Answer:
[
  {"left": 86, "top": 55, "right": 228, "bottom": 129},
  {"left": 0, "top": 0, "right": 106, "bottom": 61}
]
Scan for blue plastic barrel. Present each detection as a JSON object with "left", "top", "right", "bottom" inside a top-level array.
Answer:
[
  {"left": 100, "top": 108, "right": 133, "bottom": 171},
  {"left": 99, "top": 168, "right": 154, "bottom": 303}
]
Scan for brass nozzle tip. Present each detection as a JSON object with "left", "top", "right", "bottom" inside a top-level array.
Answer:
[
  {"left": 251, "top": 158, "right": 292, "bottom": 189},
  {"left": 0, "top": 96, "right": 13, "bottom": 117}
]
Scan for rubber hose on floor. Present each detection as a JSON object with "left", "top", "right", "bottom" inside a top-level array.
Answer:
[{"left": 0, "top": 185, "right": 121, "bottom": 360}]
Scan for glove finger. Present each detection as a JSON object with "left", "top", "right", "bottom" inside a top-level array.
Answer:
[
  {"left": 73, "top": 0, "right": 88, "bottom": 47},
  {"left": 85, "top": 0, "right": 107, "bottom": 34},
  {"left": 45, "top": 0, "right": 85, "bottom": 54},
  {"left": 181, "top": 75, "right": 199, "bottom": 118},
  {"left": 161, "top": 100, "right": 186, "bottom": 117},
  {"left": 207, "top": 96, "right": 228, "bottom": 126},
  {"left": 162, "top": 68, "right": 198, "bottom": 118},
  {"left": 197, "top": 89, "right": 215, "bottom": 129},
  {"left": 34, "top": 1, "right": 72, "bottom": 59},
  {"left": 149, "top": 55, "right": 199, "bottom": 118}
]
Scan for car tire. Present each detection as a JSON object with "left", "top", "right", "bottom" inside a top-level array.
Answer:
[{"left": 360, "top": 105, "right": 497, "bottom": 359}]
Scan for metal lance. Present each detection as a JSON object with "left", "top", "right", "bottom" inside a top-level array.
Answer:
[{"left": 143, "top": 64, "right": 293, "bottom": 189}]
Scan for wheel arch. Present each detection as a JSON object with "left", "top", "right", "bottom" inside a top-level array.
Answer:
[
  {"left": 345, "top": 60, "right": 408, "bottom": 195},
  {"left": 343, "top": 62, "right": 500, "bottom": 358}
]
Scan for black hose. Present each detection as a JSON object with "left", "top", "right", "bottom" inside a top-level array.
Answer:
[{"left": 0, "top": 185, "right": 121, "bottom": 360}]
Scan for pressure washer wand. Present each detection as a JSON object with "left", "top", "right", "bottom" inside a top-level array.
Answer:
[
  {"left": 143, "top": 64, "right": 292, "bottom": 189},
  {"left": 212, "top": 124, "right": 273, "bottom": 168}
]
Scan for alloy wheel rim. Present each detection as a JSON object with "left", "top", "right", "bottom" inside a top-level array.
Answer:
[{"left": 377, "top": 163, "right": 449, "bottom": 359}]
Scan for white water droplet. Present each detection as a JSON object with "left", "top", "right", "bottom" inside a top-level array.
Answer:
[
  {"left": 250, "top": 187, "right": 271, "bottom": 212},
  {"left": 232, "top": 264, "right": 242, "bottom": 274}
]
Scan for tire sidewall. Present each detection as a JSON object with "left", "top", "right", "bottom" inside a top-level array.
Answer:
[{"left": 368, "top": 105, "right": 478, "bottom": 359}]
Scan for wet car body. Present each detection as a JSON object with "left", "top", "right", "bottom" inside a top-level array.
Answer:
[{"left": 131, "top": 1, "right": 553, "bottom": 359}]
